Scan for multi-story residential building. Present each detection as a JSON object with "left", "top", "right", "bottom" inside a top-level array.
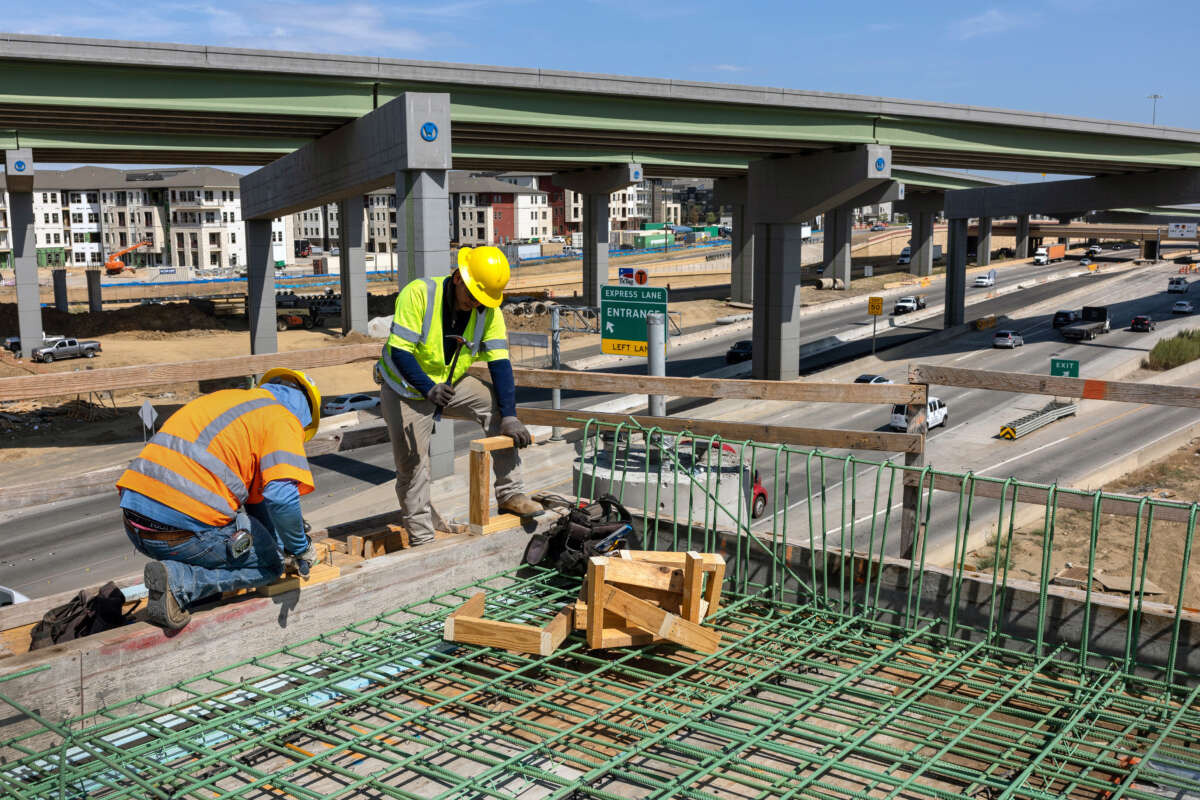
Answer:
[{"left": 450, "top": 174, "right": 547, "bottom": 246}]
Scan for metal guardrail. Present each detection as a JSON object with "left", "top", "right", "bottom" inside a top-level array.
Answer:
[{"left": 999, "top": 401, "right": 1077, "bottom": 439}]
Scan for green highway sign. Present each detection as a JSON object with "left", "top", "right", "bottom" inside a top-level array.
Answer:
[
  {"left": 1050, "top": 358, "right": 1079, "bottom": 378},
  {"left": 600, "top": 284, "right": 668, "bottom": 356}
]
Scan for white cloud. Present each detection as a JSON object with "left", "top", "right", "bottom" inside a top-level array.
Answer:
[
  {"left": 949, "top": 8, "right": 1024, "bottom": 40},
  {"left": 712, "top": 64, "right": 748, "bottom": 72}
]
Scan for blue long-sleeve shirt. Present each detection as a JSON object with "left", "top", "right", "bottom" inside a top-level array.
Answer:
[{"left": 390, "top": 350, "right": 517, "bottom": 418}]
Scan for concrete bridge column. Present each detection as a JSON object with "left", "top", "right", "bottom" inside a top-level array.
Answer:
[
  {"left": 5, "top": 151, "right": 40, "bottom": 360},
  {"left": 825, "top": 206, "right": 853, "bottom": 288},
  {"left": 910, "top": 210, "right": 935, "bottom": 277},
  {"left": 747, "top": 144, "right": 892, "bottom": 380},
  {"left": 945, "top": 218, "right": 968, "bottom": 328},
  {"left": 1015, "top": 214, "right": 1030, "bottom": 259},
  {"left": 246, "top": 218, "right": 278, "bottom": 355},
  {"left": 52, "top": 268, "right": 68, "bottom": 312},
  {"left": 338, "top": 194, "right": 368, "bottom": 334},
  {"left": 1144, "top": 239, "right": 1161, "bottom": 260},
  {"left": 86, "top": 270, "right": 102, "bottom": 312},
  {"left": 321, "top": 204, "right": 331, "bottom": 255},
  {"left": 395, "top": 168, "right": 453, "bottom": 479},
  {"left": 714, "top": 177, "right": 752, "bottom": 304},
  {"left": 581, "top": 193, "right": 609, "bottom": 307},
  {"left": 977, "top": 217, "right": 992, "bottom": 266}
]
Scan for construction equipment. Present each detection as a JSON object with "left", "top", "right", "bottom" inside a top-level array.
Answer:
[{"left": 103, "top": 240, "right": 152, "bottom": 275}]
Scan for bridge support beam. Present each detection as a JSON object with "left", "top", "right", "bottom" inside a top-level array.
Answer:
[
  {"left": 977, "top": 217, "right": 992, "bottom": 266},
  {"left": 1015, "top": 214, "right": 1030, "bottom": 259},
  {"left": 748, "top": 145, "right": 892, "bottom": 380},
  {"left": 86, "top": 269, "right": 102, "bottom": 312},
  {"left": 338, "top": 194, "right": 368, "bottom": 334},
  {"left": 824, "top": 206, "right": 853, "bottom": 288},
  {"left": 552, "top": 164, "right": 643, "bottom": 308},
  {"left": 6, "top": 151, "right": 40, "bottom": 360},
  {"left": 246, "top": 218, "right": 277, "bottom": 355},
  {"left": 52, "top": 268, "right": 67, "bottom": 313},
  {"left": 911, "top": 211, "right": 935, "bottom": 277},
  {"left": 714, "top": 177, "right": 752, "bottom": 304},
  {"left": 945, "top": 218, "right": 968, "bottom": 328}
]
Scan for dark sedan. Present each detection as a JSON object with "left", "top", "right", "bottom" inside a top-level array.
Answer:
[
  {"left": 725, "top": 340, "right": 752, "bottom": 364},
  {"left": 1130, "top": 315, "right": 1156, "bottom": 332}
]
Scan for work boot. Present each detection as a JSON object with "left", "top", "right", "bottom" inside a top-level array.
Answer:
[
  {"left": 143, "top": 561, "right": 191, "bottom": 631},
  {"left": 498, "top": 494, "right": 544, "bottom": 517}
]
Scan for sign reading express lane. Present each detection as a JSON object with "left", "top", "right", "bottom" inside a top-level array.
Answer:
[{"left": 600, "top": 284, "right": 668, "bottom": 356}]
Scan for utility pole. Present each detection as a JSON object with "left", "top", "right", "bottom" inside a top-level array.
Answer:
[{"left": 1148, "top": 93, "right": 1163, "bottom": 125}]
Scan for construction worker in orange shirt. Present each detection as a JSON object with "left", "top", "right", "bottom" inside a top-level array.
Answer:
[{"left": 116, "top": 368, "right": 323, "bottom": 630}]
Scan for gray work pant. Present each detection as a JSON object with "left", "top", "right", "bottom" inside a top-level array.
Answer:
[{"left": 380, "top": 376, "right": 523, "bottom": 544}]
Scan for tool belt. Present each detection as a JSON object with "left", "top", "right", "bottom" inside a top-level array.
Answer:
[{"left": 122, "top": 509, "right": 194, "bottom": 544}]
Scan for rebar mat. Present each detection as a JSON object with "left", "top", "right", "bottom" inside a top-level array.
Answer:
[{"left": 3, "top": 565, "right": 1199, "bottom": 800}]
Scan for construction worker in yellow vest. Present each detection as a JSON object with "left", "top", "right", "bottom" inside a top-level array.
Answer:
[
  {"left": 116, "top": 368, "right": 323, "bottom": 629},
  {"left": 377, "top": 246, "right": 540, "bottom": 545}
]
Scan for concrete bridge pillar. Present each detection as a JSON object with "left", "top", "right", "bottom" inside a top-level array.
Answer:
[
  {"left": 977, "top": 217, "right": 992, "bottom": 266},
  {"left": 747, "top": 144, "right": 892, "bottom": 379},
  {"left": 582, "top": 193, "right": 609, "bottom": 307},
  {"left": 52, "top": 268, "right": 68, "bottom": 312},
  {"left": 6, "top": 151, "right": 40, "bottom": 360},
  {"left": 910, "top": 211, "right": 935, "bottom": 277},
  {"left": 86, "top": 269, "right": 102, "bottom": 312},
  {"left": 246, "top": 218, "right": 277, "bottom": 355},
  {"left": 714, "top": 177, "right": 752, "bottom": 304},
  {"left": 824, "top": 206, "right": 853, "bottom": 288},
  {"left": 1015, "top": 214, "right": 1030, "bottom": 259},
  {"left": 945, "top": 218, "right": 968, "bottom": 328},
  {"left": 338, "top": 194, "right": 368, "bottom": 334}
]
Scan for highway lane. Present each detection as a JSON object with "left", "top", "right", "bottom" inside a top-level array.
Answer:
[{"left": 0, "top": 250, "right": 1143, "bottom": 599}]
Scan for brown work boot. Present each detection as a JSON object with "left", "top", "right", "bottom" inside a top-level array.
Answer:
[
  {"left": 143, "top": 561, "right": 191, "bottom": 631},
  {"left": 498, "top": 494, "right": 544, "bottom": 517}
]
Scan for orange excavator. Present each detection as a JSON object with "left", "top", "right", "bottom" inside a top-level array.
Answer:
[{"left": 104, "top": 240, "right": 152, "bottom": 275}]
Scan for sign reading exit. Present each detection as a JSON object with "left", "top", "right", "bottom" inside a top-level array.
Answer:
[
  {"left": 1050, "top": 358, "right": 1079, "bottom": 378},
  {"left": 600, "top": 284, "right": 668, "bottom": 356}
]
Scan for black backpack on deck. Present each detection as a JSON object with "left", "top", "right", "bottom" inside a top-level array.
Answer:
[
  {"left": 29, "top": 581, "right": 130, "bottom": 650},
  {"left": 523, "top": 494, "right": 641, "bottom": 577}
]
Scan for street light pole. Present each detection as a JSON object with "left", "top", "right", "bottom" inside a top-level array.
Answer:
[{"left": 1148, "top": 93, "right": 1163, "bottom": 125}]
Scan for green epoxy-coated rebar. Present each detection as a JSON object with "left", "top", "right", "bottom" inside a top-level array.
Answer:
[{"left": 5, "top": 422, "right": 1200, "bottom": 799}]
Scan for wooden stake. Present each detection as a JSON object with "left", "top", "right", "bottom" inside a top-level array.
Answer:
[
  {"left": 587, "top": 556, "right": 608, "bottom": 649},
  {"left": 469, "top": 449, "right": 490, "bottom": 529},
  {"left": 601, "top": 584, "right": 721, "bottom": 654},
  {"left": 681, "top": 551, "right": 703, "bottom": 623}
]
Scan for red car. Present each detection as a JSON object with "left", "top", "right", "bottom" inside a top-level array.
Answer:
[
  {"left": 718, "top": 443, "right": 769, "bottom": 518},
  {"left": 1130, "top": 315, "right": 1156, "bottom": 332}
]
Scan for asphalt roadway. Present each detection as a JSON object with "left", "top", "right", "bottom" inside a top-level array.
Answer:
[{"left": 0, "top": 250, "right": 1146, "bottom": 598}]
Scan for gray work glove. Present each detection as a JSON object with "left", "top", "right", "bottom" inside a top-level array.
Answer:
[
  {"left": 426, "top": 383, "right": 455, "bottom": 407},
  {"left": 284, "top": 539, "right": 320, "bottom": 579},
  {"left": 500, "top": 415, "right": 532, "bottom": 448}
]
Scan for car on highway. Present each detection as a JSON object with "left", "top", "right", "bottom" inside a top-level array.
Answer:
[
  {"left": 321, "top": 393, "right": 381, "bottom": 416},
  {"left": 1052, "top": 309, "right": 1080, "bottom": 328},
  {"left": 725, "top": 340, "right": 753, "bottom": 364},
  {"left": 854, "top": 374, "right": 893, "bottom": 384},
  {"left": 993, "top": 330, "right": 1025, "bottom": 348},
  {"left": 1087, "top": 245, "right": 1103, "bottom": 256},
  {"left": 0, "top": 585, "right": 29, "bottom": 607},
  {"left": 1130, "top": 315, "right": 1157, "bottom": 332},
  {"left": 892, "top": 295, "right": 927, "bottom": 315},
  {"left": 1173, "top": 300, "right": 1194, "bottom": 315},
  {"left": 890, "top": 397, "right": 948, "bottom": 431},
  {"left": 1168, "top": 277, "right": 1189, "bottom": 293},
  {"left": 869, "top": 224, "right": 886, "bottom": 231},
  {"left": 973, "top": 273, "right": 995, "bottom": 287},
  {"left": 714, "top": 442, "right": 770, "bottom": 518},
  {"left": 1079, "top": 257, "right": 1092, "bottom": 267}
]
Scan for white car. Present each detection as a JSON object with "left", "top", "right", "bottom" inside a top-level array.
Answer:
[
  {"left": 1079, "top": 257, "right": 1092, "bottom": 267},
  {"left": 321, "top": 393, "right": 381, "bottom": 415},
  {"left": 973, "top": 274, "right": 995, "bottom": 287},
  {"left": 1173, "top": 300, "right": 1194, "bottom": 314},
  {"left": 854, "top": 374, "right": 893, "bottom": 385},
  {"left": 0, "top": 586, "right": 29, "bottom": 606},
  {"left": 891, "top": 397, "right": 948, "bottom": 431},
  {"left": 1087, "top": 245, "right": 1103, "bottom": 256}
]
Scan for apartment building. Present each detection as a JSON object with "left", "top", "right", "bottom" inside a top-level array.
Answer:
[{"left": 450, "top": 174, "right": 548, "bottom": 246}]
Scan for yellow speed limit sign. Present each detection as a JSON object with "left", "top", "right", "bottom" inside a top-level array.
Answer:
[{"left": 867, "top": 296, "right": 883, "bottom": 316}]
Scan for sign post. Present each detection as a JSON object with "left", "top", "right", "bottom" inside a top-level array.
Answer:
[
  {"left": 600, "top": 285, "right": 669, "bottom": 356},
  {"left": 1050, "top": 358, "right": 1079, "bottom": 378},
  {"left": 867, "top": 296, "right": 883, "bottom": 354}
]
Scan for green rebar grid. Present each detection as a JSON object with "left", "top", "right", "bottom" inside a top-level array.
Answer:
[{"left": 3, "top": 423, "right": 1200, "bottom": 799}]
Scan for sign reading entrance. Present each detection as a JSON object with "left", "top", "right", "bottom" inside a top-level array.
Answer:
[
  {"left": 1050, "top": 358, "right": 1079, "bottom": 378},
  {"left": 600, "top": 284, "right": 668, "bottom": 355}
]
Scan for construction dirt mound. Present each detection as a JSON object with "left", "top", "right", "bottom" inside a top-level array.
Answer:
[{"left": 0, "top": 301, "right": 239, "bottom": 338}]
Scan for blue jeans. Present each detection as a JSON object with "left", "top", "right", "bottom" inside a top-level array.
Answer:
[{"left": 125, "top": 515, "right": 284, "bottom": 609}]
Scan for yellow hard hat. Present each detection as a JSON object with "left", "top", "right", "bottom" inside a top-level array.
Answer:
[
  {"left": 258, "top": 367, "right": 322, "bottom": 441},
  {"left": 457, "top": 246, "right": 510, "bottom": 308}
]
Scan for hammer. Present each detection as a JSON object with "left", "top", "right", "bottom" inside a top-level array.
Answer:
[{"left": 433, "top": 335, "right": 468, "bottom": 422}]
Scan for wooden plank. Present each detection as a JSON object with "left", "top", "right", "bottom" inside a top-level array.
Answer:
[
  {"left": 596, "top": 626, "right": 659, "bottom": 648},
  {"left": 603, "top": 558, "right": 684, "bottom": 592},
  {"left": 681, "top": 552, "right": 703, "bottom": 623},
  {"left": 704, "top": 558, "right": 726, "bottom": 620},
  {"left": 910, "top": 363, "right": 1200, "bottom": 409},
  {"left": 346, "top": 535, "right": 365, "bottom": 559},
  {"left": 472, "top": 364, "right": 926, "bottom": 405},
  {"left": 905, "top": 471, "right": 1198, "bottom": 523},
  {"left": 468, "top": 514, "right": 522, "bottom": 536},
  {"left": 469, "top": 449, "right": 490, "bottom": 528},
  {"left": 445, "top": 616, "right": 545, "bottom": 655},
  {"left": 619, "top": 551, "right": 724, "bottom": 571},
  {"left": 601, "top": 585, "right": 722, "bottom": 654},
  {"left": 470, "top": 435, "right": 525, "bottom": 452},
  {"left": 587, "top": 556, "right": 607, "bottom": 649},
  {"left": 444, "top": 592, "right": 487, "bottom": 640},
  {"left": 0, "top": 344, "right": 380, "bottom": 402},
  {"left": 256, "top": 562, "right": 341, "bottom": 597},
  {"left": 540, "top": 606, "right": 573, "bottom": 656},
  {"left": 516, "top": 408, "right": 922, "bottom": 454}
]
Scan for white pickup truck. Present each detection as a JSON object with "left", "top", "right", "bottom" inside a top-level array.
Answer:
[{"left": 893, "top": 295, "right": 927, "bottom": 315}]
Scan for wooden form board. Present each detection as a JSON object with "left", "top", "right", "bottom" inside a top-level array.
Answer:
[
  {"left": 0, "top": 344, "right": 380, "bottom": 402},
  {"left": 470, "top": 364, "right": 926, "bottom": 405},
  {"left": 910, "top": 363, "right": 1200, "bottom": 409},
  {"left": 468, "top": 435, "right": 535, "bottom": 535},
  {"left": 516, "top": 408, "right": 922, "bottom": 454},
  {"left": 443, "top": 591, "right": 571, "bottom": 657}
]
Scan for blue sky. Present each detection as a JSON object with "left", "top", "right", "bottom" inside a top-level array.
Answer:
[{"left": 4, "top": 0, "right": 1195, "bottom": 176}]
